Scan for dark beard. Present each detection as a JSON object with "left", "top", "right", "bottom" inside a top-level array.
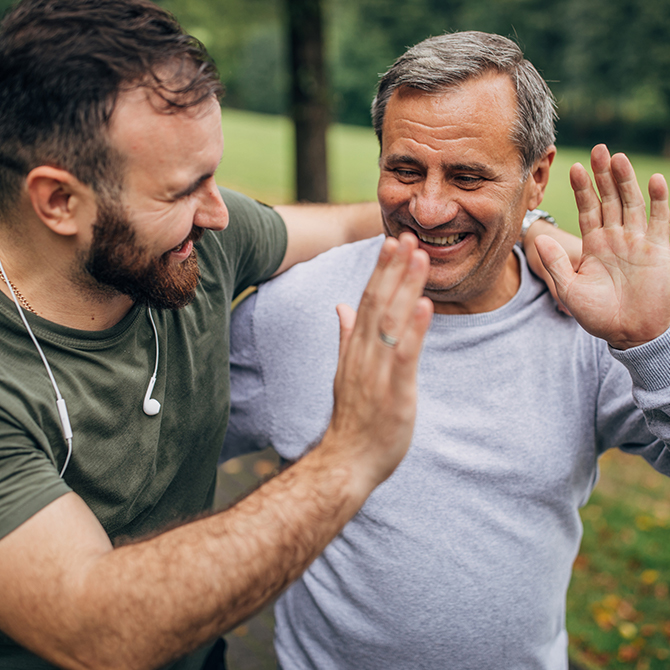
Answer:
[{"left": 83, "top": 200, "right": 204, "bottom": 310}]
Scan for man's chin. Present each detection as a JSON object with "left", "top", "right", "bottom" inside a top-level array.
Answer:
[{"left": 85, "top": 253, "right": 201, "bottom": 311}]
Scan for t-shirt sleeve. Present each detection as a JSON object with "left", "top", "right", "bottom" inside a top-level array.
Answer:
[
  {"left": 0, "top": 408, "right": 71, "bottom": 540},
  {"left": 217, "top": 187, "right": 288, "bottom": 297}
]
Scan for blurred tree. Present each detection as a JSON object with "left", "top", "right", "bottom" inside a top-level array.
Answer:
[
  {"left": 6, "top": 0, "right": 661, "bottom": 162},
  {"left": 158, "top": 0, "right": 287, "bottom": 114},
  {"left": 287, "top": 0, "right": 329, "bottom": 202}
]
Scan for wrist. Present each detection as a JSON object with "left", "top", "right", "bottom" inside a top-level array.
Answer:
[
  {"left": 309, "top": 427, "right": 383, "bottom": 506},
  {"left": 519, "top": 209, "right": 556, "bottom": 246}
]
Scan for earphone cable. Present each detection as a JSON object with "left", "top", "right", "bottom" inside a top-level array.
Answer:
[{"left": 0, "top": 257, "right": 73, "bottom": 477}]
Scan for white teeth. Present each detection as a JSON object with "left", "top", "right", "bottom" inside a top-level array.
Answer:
[{"left": 416, "top": 231, "right": 466, "bottom": 246}]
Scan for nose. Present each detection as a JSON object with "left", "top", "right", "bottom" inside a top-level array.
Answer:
[
  {"left": 194, "top": 177, "right": 229, "bottom": 231},
  {"left": 408, "top": 179, "right": 459, "bottom": 230}
]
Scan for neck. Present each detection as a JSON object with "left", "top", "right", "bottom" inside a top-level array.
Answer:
[
  {"left": 431, "top": 251, "right": 521, "bottom": 316},
  {"left": 0, "top": 203, "right": 137, "bottom": 330},
  {"left": 0, "top": 254, "right": 134, "bottom": 330}
]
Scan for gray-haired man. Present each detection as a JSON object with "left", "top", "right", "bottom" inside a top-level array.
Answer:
[{"left": 225, "top": 31, "right": 670, "bottom": 669}]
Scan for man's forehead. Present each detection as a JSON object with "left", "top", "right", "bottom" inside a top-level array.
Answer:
[
  {"left": 104, "top": 87, "right": 223, "bottom": 197},
  {"left": 110, "top": 87, "right": 219, "bottom": 136},
  {"left": 380, "top": 74, "right": 522, "bottom": 166},
  {"left": 385, "top": 74, "right": 517, "bottom": 127},
  {"left": 107, "top": 88, "right": 222, "bottom": 164}
]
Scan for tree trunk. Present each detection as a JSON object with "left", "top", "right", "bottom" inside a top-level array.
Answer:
[{"left": 287, "top": 0, "right": 329, "bottom": 202}]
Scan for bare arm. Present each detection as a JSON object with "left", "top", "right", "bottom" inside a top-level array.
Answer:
[
  {"left": 0, "top": 234, "right": 432, "bottom": 670},
  {"left": 272, "top": 201, "right": 383, "bottom": 275}
]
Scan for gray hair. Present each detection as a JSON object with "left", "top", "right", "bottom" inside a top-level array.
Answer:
[{"left": 371, "top": 31, "right": 557, "bottom": 174}]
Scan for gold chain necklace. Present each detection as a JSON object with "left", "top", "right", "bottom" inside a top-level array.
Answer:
[{"left": 0, "top": 273, "right": 37, "bottom": 314}]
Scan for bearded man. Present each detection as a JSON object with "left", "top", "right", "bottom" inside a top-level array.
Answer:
[{"left": 0, "top": 1, "right": 437, "bottom": 668}]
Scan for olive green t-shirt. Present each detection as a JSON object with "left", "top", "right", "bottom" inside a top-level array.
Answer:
[{"left": 0, "top": 187, "right": 287, "bottom": 668}]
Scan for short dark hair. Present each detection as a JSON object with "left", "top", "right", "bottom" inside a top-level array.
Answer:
[
  {"left": 0, "top": 0, "right": 224, "bottom": 212},
  {"left": 371, "top": 31, "right": 557, "bottom": 175}
]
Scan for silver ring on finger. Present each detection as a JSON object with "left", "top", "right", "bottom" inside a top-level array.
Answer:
[{"left": 379, "top": 330, "right": 399, "bottom": 348}]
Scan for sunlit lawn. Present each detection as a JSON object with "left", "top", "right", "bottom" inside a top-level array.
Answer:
[{"left": 217, "top": 107, "right": 670, "bottom": 669}]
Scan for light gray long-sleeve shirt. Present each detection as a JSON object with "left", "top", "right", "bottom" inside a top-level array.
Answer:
[{"left": 224, "top": 236, "right": 670, "bottom": 670}]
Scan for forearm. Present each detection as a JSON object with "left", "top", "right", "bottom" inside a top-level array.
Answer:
[
  {"left": 522, "top": 218, "right": 581, "bottom": 271},
  {"left": 2, "top": 235, "right": 431, "bottom": 670},
  {"left": 15, "top": 443, "right": 366, "bottom": 670},
  {"left": 273, "top": 201, "right": 383, "bottom": 275}
]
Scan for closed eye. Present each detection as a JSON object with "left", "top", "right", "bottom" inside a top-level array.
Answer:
[
  {"left": 172, "top": 173, "right": 214, "bottom": 200},
  {"left": 392, "top": 167, "right": 422, "bottom": 181},
  {"left": 453, "top": 174, "right": 485, "bottom": 188}
]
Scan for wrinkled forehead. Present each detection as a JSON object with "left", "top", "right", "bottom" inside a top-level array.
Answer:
[{"left": 380, "top": 75, "right": 522, "bottom": 163}]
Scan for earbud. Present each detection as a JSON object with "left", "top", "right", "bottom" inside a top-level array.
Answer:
[
  {"left": 143, "top": 375, "right": 161, "bottom": 416},
  {"left": 143, "top": 308, "right": 161, "bottom": 417}
]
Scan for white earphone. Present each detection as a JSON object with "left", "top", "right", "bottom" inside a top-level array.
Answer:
[
  {"left": 0, "top": 255, "right": 162, "bottom": 477},
  {"left": 143, "top": 308, "right": 161, "bottom": 416}
]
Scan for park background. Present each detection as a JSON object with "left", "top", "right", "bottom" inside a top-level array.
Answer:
[
  {"left": 1, "top": 0, "right": 668, "bottom": 667},
  {"left": 195, "top": 0, "right": 670, "bottom": 665}
]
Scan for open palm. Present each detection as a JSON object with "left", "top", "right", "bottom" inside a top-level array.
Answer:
[{"left": 536, "top": 144, "right": 670, "bottom": 350}]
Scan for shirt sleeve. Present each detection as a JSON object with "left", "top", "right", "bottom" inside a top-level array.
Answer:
[
  {"left": 219, "top": 187, "right": 288, "bottom": 297},
  {"left": 605, "top": 327, "right": 670, "bottom": 475},
  {"left": 0, "top": 407, "right": 71, "bottom": 540}
]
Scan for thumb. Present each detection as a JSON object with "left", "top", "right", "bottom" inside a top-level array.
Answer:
[
  {"left": 534, "top": 234, "right": 578, "bottom": 304},
  {"left": 336, "top": 303, "right": 357, "bottom": 362}
]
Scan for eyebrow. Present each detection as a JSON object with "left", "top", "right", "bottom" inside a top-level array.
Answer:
[
  {"left": 172, "top": 172, "right": 215, "bottom": 199},
  {"left": 447, "top": 162, "right": 491, "bottom": 174},
  {"left": 383, "top": 154, "right": 494, "bottom": 177},
  {"left": 383, "top": 154, "right": 422, "bottom": 166}
]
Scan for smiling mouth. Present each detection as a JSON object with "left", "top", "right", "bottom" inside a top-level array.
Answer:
[
  {"left": 416, "top": 231, "right": 467, "bottom": 247},
  {"left": 170, "top": 226, "right": 205, "bottom": 254}
]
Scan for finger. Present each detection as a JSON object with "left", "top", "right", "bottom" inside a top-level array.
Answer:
[
  {"left": 378, "top": 248, "right": 430, "bottom": 345},
  {"left": 536, "top": 267, "right": 571, "bottom": 315},
  {"left": 335, "top": 303, "right": 356, "bottom": 361},
  {"left": 534, "top": 234, "right": 578, "bottom": 305},
  {"left": 647, "top": 173, "right": 670, "bottom": 244},
  {"left": 391, "top": 296, "right": 433, "bottom": 388},
  {"left": 569, "top": 162, "right": 603, "bottom": 237},
  {"left": 590, "top": 144, "right": 623, "bottom": 229},
  {"left": 332, "top": 303, "right": 357, "bottom": 392},
  {"left": 610, "top": 152, "right": 648, "bottom": 234},
  {"left": 354, "top": 234, "right": 416, "bottom": 335}
]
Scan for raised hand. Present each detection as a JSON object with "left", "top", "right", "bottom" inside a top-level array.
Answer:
[
  {"left": 535, "top": 144, "right": 670, "bottom": 350},
  {"left": 326, "top": 233, "right": 433, "bottom": 490}
]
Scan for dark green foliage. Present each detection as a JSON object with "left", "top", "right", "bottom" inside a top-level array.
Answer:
[
  {"left": 156, "top": 0, "right": 287, "bottom": 113},
  {"left": 120, "top": 0, "right": 670, "bottom": 154}
]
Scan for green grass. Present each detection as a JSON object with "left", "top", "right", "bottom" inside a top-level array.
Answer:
[
  {"left": 568, "top": 451, "right": 670, "bottom": 670},
  {"left": 216, "top": 107, "right": 670, "bottom": 239},
  {"left": 217, "top": 108, "right": 670, "bottom": 669},
  {"left": 217, "top": 107, "right": 380, "bottom": 205}
]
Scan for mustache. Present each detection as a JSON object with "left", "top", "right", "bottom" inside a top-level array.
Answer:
[
  {"left": 391, "top": 213, "right": 473, "bottom": 236},
  {"left": 185, "top": 225, "right": 206, "bottom": 247}
]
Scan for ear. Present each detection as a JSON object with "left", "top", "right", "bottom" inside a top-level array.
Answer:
[
  {"left": 525, "top": 145, "right": 556, "bottom": 211},
  {"left": 25, "top": 166, "right": 96, "bottom": 236}
]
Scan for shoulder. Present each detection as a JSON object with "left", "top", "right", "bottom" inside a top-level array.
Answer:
[
  {"left": 195, "top": 187, "right": 288, "bottom": 296},
  {"left": 256, "top": 235, "right": 385, "bottom": 309}
]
